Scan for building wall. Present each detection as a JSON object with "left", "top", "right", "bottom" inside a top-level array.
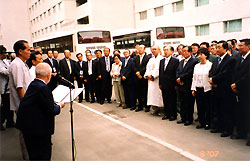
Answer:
[
  {"left": 0, "top": 0, "right": 31, "bottom": 51},
  {"left": 135, "top": 0, "right": 250, "bottom": 44}
]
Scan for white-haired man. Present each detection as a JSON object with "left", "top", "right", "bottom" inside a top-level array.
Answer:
[{"left": 16, "top": 63, "right": 64, "bottom": 160}]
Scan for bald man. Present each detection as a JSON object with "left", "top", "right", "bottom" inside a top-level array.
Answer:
[{"left": 16, "top": 63, "right": 64, "bottom": 160}]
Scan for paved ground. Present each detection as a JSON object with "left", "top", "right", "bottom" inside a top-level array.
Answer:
[{"left": 1, "top": 100, "right": 250, "bottom": 161}]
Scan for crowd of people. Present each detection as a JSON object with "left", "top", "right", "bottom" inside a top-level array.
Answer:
[{"left": 0, "top": 37, "right": 250, "bottom": 159}]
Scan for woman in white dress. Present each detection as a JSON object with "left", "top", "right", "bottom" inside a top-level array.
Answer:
[{"left": 144, "top": 45, "right": 164, "bottom": 115}]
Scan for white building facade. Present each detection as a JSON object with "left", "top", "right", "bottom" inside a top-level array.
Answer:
[{"left": 134, "top": 0, "right": 250, "bottom": 44}]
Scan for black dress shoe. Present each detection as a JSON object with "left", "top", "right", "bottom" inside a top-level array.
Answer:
[
  {"left": 210, "top": 129, "right": 220, "bottom": 133},
  {"left": 130, "top": 107, "right": 136, "bottom": 111},
  {"left": 246, "top": 140, "right": 250, "bottom": 146},
  {"left": 177, "top": 120, "right": 185, "bottom": 124},
  {"left": 162, "top": 116, "right": 169, "bottom": 120},
  {"left": 86, "top": 100, "right": 90, "bottom": 102},
  {"left": 220, "top": 132, "right": 230, "bottom": 137},
  {"left": 122, "top": 105, "right": 127, "bottom": 109},
  {"left": 78, "top": 100, "right": 83, "bottom": 103},
  {"left": 6, "top": 123, "right": 16, "bottom": 128},
  {"left": 0, "top": 124, "right": 5, "bottom": 131},
  {"left": 100, "top": 101, "right": 104, "bottom": 105},
  {"left": 196, "top": 125, "right": 205, "bottom": 129},
  {"left": 184, "top": 121, "right": 192, "bottom": 126},
  {"left": 169, "top": 117, "right": 176, "bottom": 121},
  {"left": 135, "top": 108, "right": 143, "bottom": 112},
  {"left": 145, "top": 108, "right": 150, "bottom": 112},
  {"left": 107, "top": 100, "right": 112, "bottom": 103},
  {"left": 90, "top": 100, "right": 95, "bottom": 103},
  {"left": 230, "top": 134, "right": 246, "bottom": 140}
]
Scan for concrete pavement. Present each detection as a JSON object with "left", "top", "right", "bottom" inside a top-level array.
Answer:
[{"left": 1, "top": 100, "right": 249, "bottom": 160}]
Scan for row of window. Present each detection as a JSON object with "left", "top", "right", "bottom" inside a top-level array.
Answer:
[
  {"left": 32, "top": 21, "right": 63, "bottom": 39},
  {"left": 30, "top": 2, "right": 61, "bottom": 26},
  {"left": 195, "top": 19, "right": 242, "bottom": 36},
  {"left": 30, "top": 0, "right": 86, "bottom": 13},
  {"left": 140, "top": 0, "right": 208, "bottom": 20}
]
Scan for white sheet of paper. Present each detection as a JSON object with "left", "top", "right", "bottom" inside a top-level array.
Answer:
[
  {"left": 62, "top": 88, "right": 84, "bottom": 103},
  {"left": 52, "top": 85, "right": 70, "bottom": 103},
  {"left": 52, "top": 85, "right": 84, "bottom": 103}
]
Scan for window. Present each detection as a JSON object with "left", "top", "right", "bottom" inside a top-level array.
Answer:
[
  {"left": 77, "top": 31, "right": 111, "bottom": 44},
  {"left": 41, "top": 29, "right": 44, "bottom": 34},
  {"left": 45, "top": 27, "right": 48, "bottom": 33},
  {"left": 32, "top": 5, "right": 34, "bottom": 11},
  {"left": 35, "top": 2, "right": 37, "bottom": 8},
  {"left": 38, "top": 0, "right": 41, "bottom": 5},
  {"left": 44, "top": 12, "right": 46, "bottom": 18},
  {"left": 224, "top": 19, "right": 242, "bottom": 33},
  {"left": 33, "top": 35, "right": 73, "bottom": 53},
  {"left": 77, "top": 16, "right": 89, "bottom": 24},
  {"left": 29, "top": 8, "right": 31, "bottom": 12},
  {"left": 40, "top": 15, "right": 42, "bottom": 21},
  {"left": 195, "top": 0, "right": 209, "bottom": 7},
  {"left": 58, "top": 2, "right": 62, "bottom": 10},
  {"left": 139, "top": 11, "right": 147, "bottom": 20},
  {"left": 156, "top": 27, "right": 185, "bottom": 39},
  {"left": 53, "top": 6, "right": 56, "bottom": 13},
  {"left": 36, "top": 17, "right": 39, "bottom": 22},
  {"left": 48, "top": 9, "right": 51, "bottom": 16},
  {"left": 50, "top": 25, "right": 53, "bottom": 32},
  {"left": 173, "top": 0, "right": 183, "bottom": 12},
  {"left": 30, "top": 21, "right": 33, "bottom": 25},
  {"left": 54, "top": 23, "right": 58, "bottom": 30},
  {"left": 154, "top": 6, "right": 164, "bottom": 17},
  {"left": 113, "top": 31, "right": 151, "bottom": 49},
  {"left": 196, "top": 24, "right": 209, "bottom": 36},
  {"left": 60, "top": 21, "right": 64, "bottom": 27},
  {"left": 38, "top": 30, "right": 40, "bottom": 36},
  {"left": 32, "top": 33, "right": 34, "bottom": 38},
  {"left": 76, "top": 0, "right": 87, "bottom": 7}
]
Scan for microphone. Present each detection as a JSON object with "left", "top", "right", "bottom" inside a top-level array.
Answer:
[{"left": 58, "top": 75, "right": 75, "bottom": 89}]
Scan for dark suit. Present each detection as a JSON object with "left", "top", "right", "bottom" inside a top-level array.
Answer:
[
  {"left": 121, "top": 57, "right": 135, "bottom": 108},
  {"left": 83, "top": 60, "right": 98, "bottom": 102},
  {"left": 176, "top": 57, "right": 198, "bottom": 123},
  {"left": 232, "top": 53, "right": 250, "bottom": 137},
  {"left": 159, "top": 57, "right": 179, "bottom": 118},
  {"left": 93, "top": 58, "right": 102, "bottom": 103},
  {"left": 75, "top": 60, "right": 85, "bottom": 102},
  {"left": 134, "top": 53, "right": 152, "bottom": 110},
  {"left": 99, "top": 56, "right": 113, "bottom": 103},
  {"left": 209, "top": 53, "right": 236, "bottom": 134},
  {"left": 43, "top": 58, "right": 59, "bottom": 91},
  {"left": 16, "top": 79, "right": 61, "bottom": 160},
  {"left": 59, "top": 58, "right": 76, "bottom": 84}
]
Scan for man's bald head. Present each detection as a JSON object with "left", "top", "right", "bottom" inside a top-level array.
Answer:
[{"left": 35, "top": 63, "right": 52, "bottom": 84}]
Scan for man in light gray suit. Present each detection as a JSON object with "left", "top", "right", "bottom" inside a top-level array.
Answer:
[{"left": 0, "top": 45, "right": 15, "bottom": 130}]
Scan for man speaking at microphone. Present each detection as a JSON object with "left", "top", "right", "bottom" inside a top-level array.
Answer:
[{"left": 16, "top": 63, "right": 65, "bottom": 160}]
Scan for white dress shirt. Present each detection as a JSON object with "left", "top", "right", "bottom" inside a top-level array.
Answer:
[{"left": 191, "top": 61, "right": 212, "bottom": 92}]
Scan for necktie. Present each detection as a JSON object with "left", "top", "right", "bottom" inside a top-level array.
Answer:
[
  {"left": 106, "top": 57, "right": 110, "bottom": 72},
  {"left": 140, "top": 55, "right": 143, "bottom": 64},
  {"left": 88, "top": 61, "right": 92, "bottom": 75},
  {"left": 66, "top": 59, "right": 72, "bottom": 74},
  {"left": 183, "top": 59, "right": 188, "bottom": 68},
  {"left": 241, "top": 57, "right": 244, "bottom": 63},
  {"left": 218, "top": 57, "right": 221, "bottom": 64}
]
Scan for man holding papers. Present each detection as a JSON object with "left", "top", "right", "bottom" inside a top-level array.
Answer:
[{"left": 16, "top": 63, "right": 65, "bottom": 160}]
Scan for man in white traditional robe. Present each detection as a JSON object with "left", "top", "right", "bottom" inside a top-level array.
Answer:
[{"left": 144, "top": 45, "right": 164, "bottom": 115}]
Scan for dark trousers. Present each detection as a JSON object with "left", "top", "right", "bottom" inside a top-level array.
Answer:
[
  {"left": 179, "top": 89, "right": 195, "bottom": 122},
  {"left": 76, "top": 78, "right": 83, "bottom": 101},
  {"left": 234, "top": 95, "right": 249, "bottom": 137},
  {"left": 122, "top": 81, "right": 134, "bottom": 108},
  {"left": 1, "top": 94, "right": 14, "bottom": 125},
  {"left": 101, "top": 72, "right": 112, "bottom": 102},
  {"left": 162, "top": 88, "right": 177, "bottom": 118},
  {"left": 195, "top": 88, "right": 211, "bottom": 126},
  {"left": 85, "top": 75, "right": 95, "bottom": 101},
  {"left": 94, "top": 79, "right": 102, "bottom": 102},
  {"left": 135, "top": 78, "right": 148, "bottom": 109},
  {"left": 212, "top": 89, "right": 235, "bottom": 133},
  {"left": 23, "top": 133, "right": 52, "bottom": 161}
]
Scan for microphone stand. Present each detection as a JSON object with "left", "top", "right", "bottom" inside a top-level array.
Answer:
[{"left": 69, "top": 87, "right": 75, "bottom": 161}]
